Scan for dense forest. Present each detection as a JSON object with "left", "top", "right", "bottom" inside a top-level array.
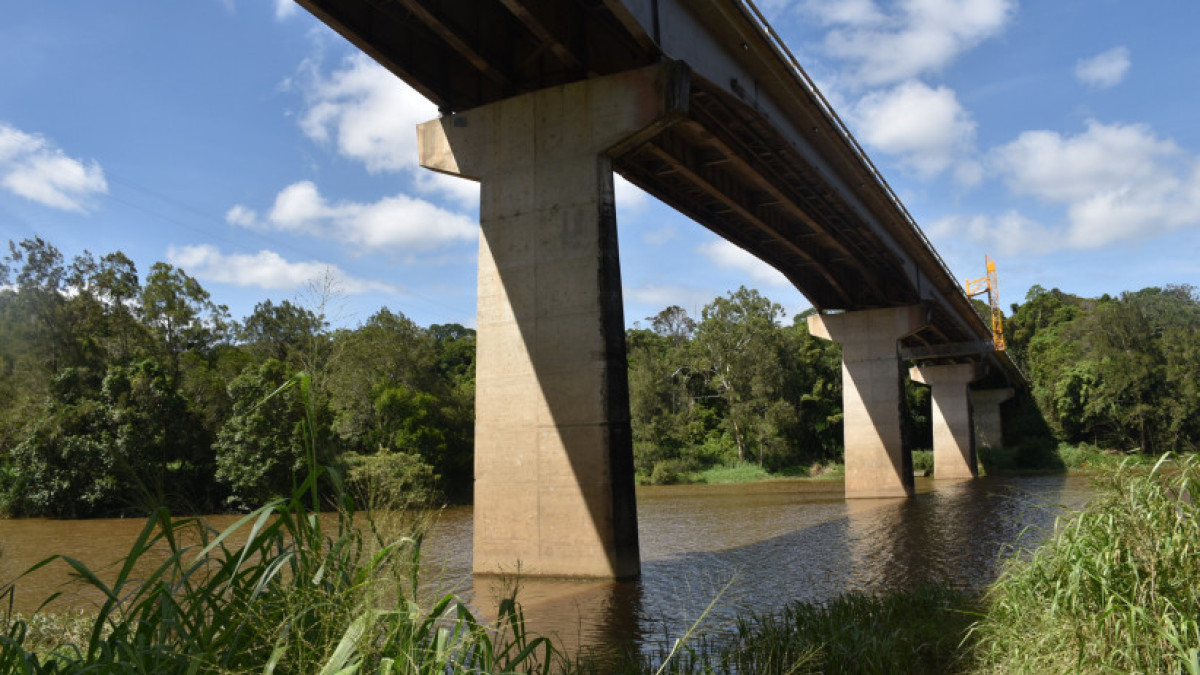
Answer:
[{"left": 2, "top": 237, "right": 1198, "bottom": 517}]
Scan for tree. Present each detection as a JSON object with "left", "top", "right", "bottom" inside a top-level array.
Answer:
[
  {"left": 240, "top": 299, "right": 326, "bottom": 366},
  {"left": 692, "top": 287, "right": 789, "bottom": 466},
  {"left": 213, "top": 360, "right": 311, "bottom": 510},
  {"left": 325, "top": 309, "right": 438, "bottom": 453},
  {"left": 140, "top": 262, "right": 230, "bottom": 376},
  {"left": 102, "top": 358, "right": 214, "bottom": 509}
]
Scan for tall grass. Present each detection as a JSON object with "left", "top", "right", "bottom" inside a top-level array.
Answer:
[
  {"left": 0, "top": 374, "right": 554, "bottom": 674},
  {"left": 970, "top": 454, "right": 1200, "bottom": 673},
  {"left": 566, "top": 585, "right": 973, "bottom": 674}
]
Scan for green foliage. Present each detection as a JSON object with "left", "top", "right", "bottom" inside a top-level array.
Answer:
[
  {"left": 569, "top": 585, "right": 974, "bottom": 674},
  {"left": 239, "top": 298, "right": 326, "bottom": 366},
  {"left": 1013, "top": 285, "right": 1200, "bottom": 455},
  {"left": 213, "top": 360, "right": 312, "bottom": 510},
  {"left": 9, "top": 396, "right": 118, "bottom": 517},
  {"left": 0, "top": 472, "right": 554, "bottom": 674},
  {"left": 140, "top": 262, "right": 231, "bottom": 371},
  {"left": 1, "top": 237, "right": 476, "bottom": 514},
  {"left": 6, "top": 233, "right": 1200, "bottom": 516},
  {"left": 911, "top": 449, "right": 933, "bottom": 475},
  {"left": 971, "top": 455, "right": 1200, "bottom": 673},
  {"left": 628, "top": 293, "right": 844, "bottom": 483},
  {"left": 340, "top": 448, "right": 439, "bottom": 510}
]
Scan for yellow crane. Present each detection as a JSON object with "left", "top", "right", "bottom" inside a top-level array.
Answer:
[{"left": 965, "top": 255, "right": 1007, "bottom": 351}]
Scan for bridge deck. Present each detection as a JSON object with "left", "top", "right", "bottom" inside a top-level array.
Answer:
[{"left": 297, "top": 0, "right": 1024, "bottom": 386}]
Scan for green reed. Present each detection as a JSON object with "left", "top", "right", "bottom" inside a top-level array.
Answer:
[
  {"left": 970, "top": 454, "right": 1200, "bottom": 674},
  {"left": 0, "top": 373, "right": 554, "bottom": 674}
]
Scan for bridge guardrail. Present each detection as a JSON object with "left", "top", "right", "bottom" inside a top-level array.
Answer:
[
  {"left": 733, "top": 0, "right": 1031, "bottom": 387},
  {"left": 732, "top": 0, "right": 971, "bottom": 316}
]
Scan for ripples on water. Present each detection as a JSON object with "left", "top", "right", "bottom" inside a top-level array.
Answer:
[
  {"left": 432, "top": 474, "right": 1094, "bottom": 652},
  {"left": 0, "top": 475, "right": 1093, "bottom": 654}
]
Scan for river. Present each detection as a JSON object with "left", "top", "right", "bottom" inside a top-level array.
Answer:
[{"left": 0, "top": 474, "right": 1093, "bottom": 653}]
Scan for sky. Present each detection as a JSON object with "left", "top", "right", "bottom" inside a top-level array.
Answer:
[{"left": 2, "top": 0, "right": 1198, "bottom": 330}]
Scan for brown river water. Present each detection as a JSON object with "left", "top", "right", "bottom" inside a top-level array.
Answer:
[{"left": 0, "top": 475, "right": 1093, "bottom": 653}]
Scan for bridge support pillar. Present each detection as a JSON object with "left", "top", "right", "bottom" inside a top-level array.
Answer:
[
  {"left": 910, "top": 363, "right": 982, "bottom": 480},
  {"left": 417, "top": 64, "right": 687, "bottom": 578},
  {"left": 809, "top": 306, "right": 927, "bottom": 498},
  {"left": 970, "top": 388, "right": 1014, "bottom": 451}
]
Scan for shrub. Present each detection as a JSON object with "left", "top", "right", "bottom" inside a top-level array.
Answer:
[
  {"left": 971, "top": 455, "right": 1200, "bottom": 673},
  {"left": 339, "top": 448, "right": 439, "bottom": 510}
]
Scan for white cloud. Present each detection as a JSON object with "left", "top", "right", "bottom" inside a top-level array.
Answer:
[
  {"left": 225, "top": 204, "right": 258, "bottom": 227},
  {"left": 802, "top": 0, "right": 1016, "bottom": 86},
  {"left": 167, "top": 244, "right": 396, "bottom": 295},
  {"left": 642, "top": 224, "right": 676, "bottom": 246},
  {"left": 229, "top": 180, "right": 476, "bottom": 252},
  {"left": 799, "top": 0, "right": 886, "bottom": 26},
  {"left": 941, "top": 120, "right": 1200, "bottom": 254},
  {"left": 412, "top": 170, "right": 479, "bottom": 209},
  {"left": 298, "top": 54, "right": 431, "bottom": 173},
  {"left": 295, "top": 54, "right": 479, "bottom": 208},
  {"left": 696, "top": 240, "right": 791, "bottom": 287},
  {"left": 852, "top": 80, "right": 978, "bottom": 181},
  {"left": 0, "top": 123, "right": 107, "bottom": 212},
  {"left": 992, "top": 120, "right": 1178, "bottom": 202},
  {"left": 624, "top": 283, "right": 718, "bottom": 316},
  {"left": 928, "top": 211, "right": 1063, "bottom": 256},
  {"left": 274, "top": 0, "right": 298, "bottom": 20},
  {"left": 1075, "top": 47, "right": 1130, "bottom": 89},
  {"left": 615, "top": 174, "right": 650, "bottom": 213}
]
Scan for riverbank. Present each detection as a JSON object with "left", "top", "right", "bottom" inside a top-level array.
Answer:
[{"left": 639, "top": 442, "right": 1155, "bottom": 488}]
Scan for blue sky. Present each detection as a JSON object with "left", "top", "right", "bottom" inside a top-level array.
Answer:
[{"left": 2, "top": 0, "right": 1198, "bottom": 330}]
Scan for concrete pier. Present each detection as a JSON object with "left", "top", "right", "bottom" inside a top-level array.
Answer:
[
  {"left": 418, "top": 64, "right": 687, "bottom": 578},
  {"left": 808, "top": 306, "right": 927, "bottom": 498},
  {"left": 910, "top": 363, "right": 981, "bottom": 480},
  {"left": 970, "top": 388, "right": 1014, "bottom": 450}
]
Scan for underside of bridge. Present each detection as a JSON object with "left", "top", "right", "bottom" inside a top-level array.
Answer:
[
  {"left": 297, "top": 0, "right": 1026, "bottom": 576},
  {"left": 297, "top": 0, "right": 1023, "bottom": 361}
]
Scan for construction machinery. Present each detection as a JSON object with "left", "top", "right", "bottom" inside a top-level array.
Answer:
[{"left": 965, "top": 255, "right": 1007, "bottom": 351}]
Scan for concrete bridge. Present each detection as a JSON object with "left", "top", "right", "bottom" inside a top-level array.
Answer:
[{"left": 297, "top": 0, "right": 1025, "bottom": 578}]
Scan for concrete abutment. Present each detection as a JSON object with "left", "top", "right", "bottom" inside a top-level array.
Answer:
[{"left": 418, "top": 64, "right": 688, "bottom": 578}]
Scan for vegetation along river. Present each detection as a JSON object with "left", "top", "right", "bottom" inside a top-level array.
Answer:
[{"left": 0, "top": 474, "right": 1093, "bottom": 653}]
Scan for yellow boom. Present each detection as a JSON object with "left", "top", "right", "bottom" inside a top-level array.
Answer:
[{"left": 965, "top": 255, "right": 1006, "bottom": 351}]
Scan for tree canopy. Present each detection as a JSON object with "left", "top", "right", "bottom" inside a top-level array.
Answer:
[{"left": 1, "top": 236, "right": 1197, "bottom": 514}]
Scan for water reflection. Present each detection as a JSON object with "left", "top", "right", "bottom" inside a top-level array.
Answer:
[{"left": 1, "top": 475, "right": 1090, "bottom": 654}]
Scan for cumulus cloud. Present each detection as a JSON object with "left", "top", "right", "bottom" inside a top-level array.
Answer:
[
  {"left": 167, "top": 244, "right": 396, "bottom": 294},
  {"left": 297, "top": 54, "right": 431, "bottom": 173},
  {"left": 942, "top": 120, "right": 1200, "bottom": 254},
  {"left": 852, "top": 80, "right": 979, "bottom": 181},
  {"left": 928, "top": 211, "right": 1063, "bottom": 256},
  {"left": 1075, "top": 47, "right": 1130, "bottom": 89},
  {"left": 801, "top": 0, "right": 1016, "bottom": 86},
  {"left": 0, "top": 123, "right": 107, "bottom": 212},
  {"left": 615, "top": 174, "right": 650, "bottom": 213},
  {"left": 696, "top": 240, "right": 791, "bottom": 287},
  {"left": 274, "top": 0, "right": 298, "bottom": 20},
  {"left": 295, "top": 54, "right": 482, "bottom": 207},
  {"left": 227, "top": 180, "right": 476, "bottom": 252}
]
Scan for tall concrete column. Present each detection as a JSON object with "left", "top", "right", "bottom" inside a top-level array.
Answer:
[
  {"left": 418, "top": 64, "right": 687, "bottom": 578},
  {"left": 970, "top": 388, "right": 1014, "bottom": 450},
  {"left": 910, "top": 363, "right": 981, "bottom": 480},
  {"left": 808, "top": 306, "right": 927, "bottom": 498}
]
